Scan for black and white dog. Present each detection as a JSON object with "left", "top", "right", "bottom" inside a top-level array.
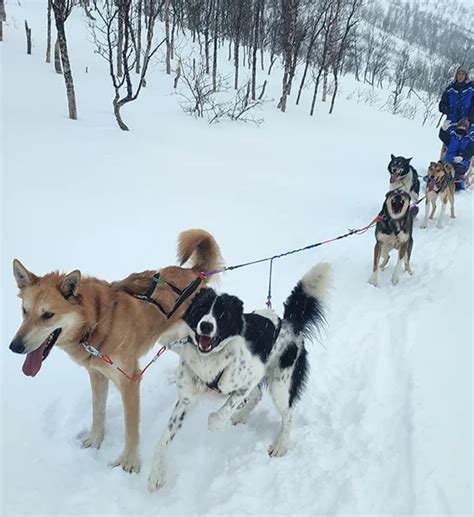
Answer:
[
  {"left": 388, "top": 154, "right": 420, "bottom": 202},
  {"left": 148, "top": 263, "right": 331, "bottom": 491}
]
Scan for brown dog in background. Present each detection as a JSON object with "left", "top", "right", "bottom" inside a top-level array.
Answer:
[
  {"left": 420, "top": 162, "right": 455, "bottom": 229},
  {"left": 9, "top": 229, "right": 223, "bottom": 474}
]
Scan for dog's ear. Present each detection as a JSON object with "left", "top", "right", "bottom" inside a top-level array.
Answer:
[
  {"left": 390, "top": 154, "right": 395, "bottom": 160},
  {"left": 13, "top": 259, "right": 38, "bottom": 289},
  {"left": 406, "top": 157, "right": 412, "bottom": 164},
  {"left": 61, "top": 270, "right": 81, "bottom": 299}
]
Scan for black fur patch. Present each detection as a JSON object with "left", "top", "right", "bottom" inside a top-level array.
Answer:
[
  {"left": 244, "top": 313, "right": 277, "bottom": 363},
  {"left": 289, "top": 348, "right": 309, "bottom": 407},
  {"left": 279, "top": 343, "right": 298, "bottom": 369},
  {"left": 183, "top": 288, "right": 217, "bottom": 329},
  {"left": 283, "top": 282, "right": 325, "bottom": 339}
]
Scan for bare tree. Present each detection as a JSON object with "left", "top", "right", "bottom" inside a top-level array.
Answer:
[
  {"left": 164, "top": 0, "right": 171, "bottom": 74},
  {"left": 135, "top": 0, "right": 142, "bottom": 73},
  {"left": 91, "top": 0, "right": 164, "bottom": 130},
  {"left": 51, "top": 0, "right": 77, "bottom": 119},
  {"left": 0, "top": 0, "right": 5, "bottom": 42},
  {"left": 25, "top": 20, "right": 32, "bottom": 54},
  {"left": 328, "top": 0, "right": 360, "bottom": 114},
  {"left": 46, "top": 0, "right": 52, "bottom": 62},
  {"left": 54, "top": 37, "right": 62, "bottom": 73}
]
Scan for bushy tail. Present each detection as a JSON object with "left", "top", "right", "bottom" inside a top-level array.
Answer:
[
  {"left": 283, "top": 262, "right": 332, "bottom": 340},
  {"left": 177, "top": 229, "right": 224, "bottom": 273}
]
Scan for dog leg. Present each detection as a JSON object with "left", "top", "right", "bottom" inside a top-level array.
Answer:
[
  {"left": 368, "top": 242, "right": 381, "bottom": 286},
  {"left": 208, "top": 388, "right": 251, "bottom": 431},
  {"left": 111, "top": 379, "right": 141, "bottom": 473},
  {"left": 429, "top": 199, "right": 436, "bottom": 219},
  {"left": 392, "top": 244, "right": 407, "bottom": 285},
  {"left": 231, "top": 385, "right": 264, "bottom": 425},
  {"left": 420, "top": 197, "right": 430, "bottom": 229},
  {"left": 404, "top": 238, "right": 414, "bottom": 275},
  {"left": 148, "top": 396, "right": 193, "bottom": 492},
  {"left": 380, "top": 252, "right": 390, "bottom": 271},
  {"left": 449, "top": 190, "right": 455, "bottom": 219},
  {"left": 268, "top": 367, "right": 296, "bottom": 458},
  {"left": 81, "top": 369, "right": 109, "bottom": 449},
  {"left": 437, "top": 200, "right": 447, "bottom": 229}
]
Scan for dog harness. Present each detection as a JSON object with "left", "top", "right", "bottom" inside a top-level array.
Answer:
[{"left": 134, "top": 272, "right": 205, "bottom": 319}]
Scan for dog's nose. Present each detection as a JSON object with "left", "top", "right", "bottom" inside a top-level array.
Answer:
[
  {"left": 9, "top": 338, "right": 26, "bottom": 354},
  {"left": 199, "top": 321, "right": 214, "bottom": 335}
]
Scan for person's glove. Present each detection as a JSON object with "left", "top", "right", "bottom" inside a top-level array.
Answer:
[
  {"left": 453, "top": 156, "right": 463, "bottom": 163},
  {"left": 442, "top": 119, "right": 452, "bottom": 130}
]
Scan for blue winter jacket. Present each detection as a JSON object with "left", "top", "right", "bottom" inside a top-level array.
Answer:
[
  {"left": 440, "top": 126, "right": 474, "bottom": 172},
  {"left": 439, "top": 81, "right": 474, "bottom": 123}
]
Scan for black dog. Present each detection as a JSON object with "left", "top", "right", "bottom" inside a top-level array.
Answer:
[
  {"left": 368, "top": 190, "right": 416, "bottom": 287},
  {"left": 388, "top": 154, "right": 420, "bottom": 202}
]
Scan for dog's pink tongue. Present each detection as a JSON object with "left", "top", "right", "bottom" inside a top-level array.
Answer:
[
  {"left": 22, "top": 343, "right": 47, "bottom": 377},
  {"left": 199, "top": 335, "right": 212, "bottom": 351}
]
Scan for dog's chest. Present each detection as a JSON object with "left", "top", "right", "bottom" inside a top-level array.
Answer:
[
  {"left": 181, "top": 338, "right": 246, "bottom": 385},
  {"left": 378, "top": 230, "right": 409, "bottom": 248}
]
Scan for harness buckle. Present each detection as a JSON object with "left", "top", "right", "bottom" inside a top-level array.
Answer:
[{"left": 82, "top": 341, "right": 102, "bottom": 358}]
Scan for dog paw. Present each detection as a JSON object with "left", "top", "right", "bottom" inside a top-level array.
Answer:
[
  {"left": 231, "top": 413, "right": 249, "bottom": 426},
  {"left": 110, "top": 451, "right": 141, "bottom": 473},
  {"left": 419, "top": 223, "right": 427, "bottom": 229},
  {"left": 268, "top": 442, "right": 289, "bottom": 458},
  {"left": 391, "top": 276, "right": 399, "bottom": 286},
  {"left": 148, "top": 463, "right": 166, "bottom": 492},
  {"left": 80, "top": 430, "right": 104, "bottom": 449},
  {"left": 437, "top": 224, "right": 444, "bottom": 229},
  {"left": 208, "top": 411, "right": 227, "bottom": 432},
  {"left": 368, "top": 274, "right": 378, "bottom": 287}
]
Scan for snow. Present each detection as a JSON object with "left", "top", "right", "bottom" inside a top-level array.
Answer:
[{"left": 1, "top": 2, "right": 472, "bottom": 516}]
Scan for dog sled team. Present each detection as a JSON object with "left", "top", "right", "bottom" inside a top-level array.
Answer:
[
  {"left": 8, "top": 66, "right": 473, "bottom": 493},
  {"left": 369, "top": 66, "right": 473, "bottom": 287}
]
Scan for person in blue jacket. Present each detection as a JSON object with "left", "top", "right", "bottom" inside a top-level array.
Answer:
[
  {"left": 439, "top": 117, "right": 474, "bottom": 190},
  {"left": 439, "top": 67, "right": 473, "bottom": 125}
]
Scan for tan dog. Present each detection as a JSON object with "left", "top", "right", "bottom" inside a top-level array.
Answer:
[
  {"left": 420, "top": 162, "right": 455, "bottom": 229},
  {"left": 9, "top": 229, "right": 223, "bottom": 474}
]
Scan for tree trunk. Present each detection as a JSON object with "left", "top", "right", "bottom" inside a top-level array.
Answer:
[
  {"left": 251, "top": 0, "right": 261, "bottom": 101},
  {"left": 54, "top": 37, "right": 62, "bottom": 73},
  {"left": 53, "top": 13, "right": 77, "bottom": 119},
  {"left": 46, "top": 0, "right": 52, "bottom": 62},
  {"left": 135, "top": 0, "right": 142, "bottom": 73},
  {"left": 165, "top": 0, "right": 171, "bottom": 74},
  {"left": 212, "top": 0, "right": 219, "bottom": 91},
  {"left": 329, "top": 70, "right": 338, "bottom": 114},
  {"left": 25, "top": 20, "right": 32, "bottom": 54},
  {"left": 0, "top": 0, "right": 5, "bottom": 42},
  {"left": 310, "top": 68, "right": 323, "bottom": 116},
  {"left": 117, "top": 7, "right": 124, "bottom": 77},
  {"left": 321, "top": 68, "right": 328, "bottom": 102},
  {"left": 113, "top": 95, "right": 129, "bottom": 131},
  {"left": 234, "top": 38, "right": 239, "bottom": 89}
]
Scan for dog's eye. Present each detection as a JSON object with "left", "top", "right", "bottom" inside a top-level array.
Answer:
[
  {"left": 42, "top": 312, "right": 55, "bottom": 320},
  {"left": 22, "top": 307, "right": 27, "bottom": 316}
]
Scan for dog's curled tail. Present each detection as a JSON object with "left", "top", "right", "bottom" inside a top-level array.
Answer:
[
  {"left": 283, "top": 262, "right": 332, "bottom": 340},
  {"left": 177, "top": 229, "right": 224, "bottom": 273}
]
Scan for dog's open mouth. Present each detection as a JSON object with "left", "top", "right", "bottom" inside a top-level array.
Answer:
[
  {"left": 391, "top": 197, "right": 405, "bottom": 214},
  {"left": 22, "top": 328, "right": 62, "bottom": 377},
  {"left": 197, "top": 334, "right": 214, "bottom": 353}
]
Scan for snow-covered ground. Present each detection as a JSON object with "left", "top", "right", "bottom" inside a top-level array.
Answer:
[{"left": 1, "top": 2, "right": 472, "bottom": 516}]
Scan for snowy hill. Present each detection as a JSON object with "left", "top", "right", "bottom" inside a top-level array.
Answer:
[{"left": 1, "top": 1, "right": 472, "bottom": 516}]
